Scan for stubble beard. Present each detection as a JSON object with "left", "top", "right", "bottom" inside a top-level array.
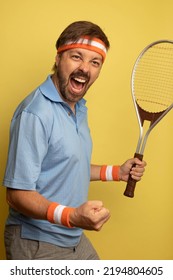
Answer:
[{"left": 55, "top": 65, "right": 91, "bottom": 104}]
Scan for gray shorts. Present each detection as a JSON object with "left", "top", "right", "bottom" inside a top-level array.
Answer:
[{"left": 4, "top": 225, "right": 99, "bottom": 260}]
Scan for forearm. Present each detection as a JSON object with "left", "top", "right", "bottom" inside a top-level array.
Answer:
[
  {"left": 6, "top": 188, "right": 110, "bottom": 231},
  {"left": 6, "top": 188, "right": 51, "bottom": 220},
  {"left": 90, "top": 164, "right": 102, "bottom": 181}
]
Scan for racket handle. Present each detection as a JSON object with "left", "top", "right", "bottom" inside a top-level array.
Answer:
[{"left": 123, "top": 153, "right": 143, "bottom": 198}]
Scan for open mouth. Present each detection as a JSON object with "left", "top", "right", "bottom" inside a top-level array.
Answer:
[{"left": 70, "top": 75, "right": 89, "bottom": 94}]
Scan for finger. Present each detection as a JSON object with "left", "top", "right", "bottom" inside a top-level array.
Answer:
[
  {"left": 93, "top": 212, "right": 111, "bottom": 231},
  {"left": 93, "top": 208, "right": 110, "bottom": 223},
  {"left": 88, "top": 200, "right": 103, "bottom": 210},
  {"left": 132, "top": 164, "right": 145, "bottom": 172},
  {"left": 133, "top": 159, "right": 143, "bottom": 166},
  {"left": 131, "top": 171, "right": 143, "bottom": 180},
  {"left": 131, "top": 170, "right": 145, "bottom": 176}
]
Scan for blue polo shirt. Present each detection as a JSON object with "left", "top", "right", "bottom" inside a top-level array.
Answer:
[{"left": 3, "top": 75, "right": 92, "bottom": 247}]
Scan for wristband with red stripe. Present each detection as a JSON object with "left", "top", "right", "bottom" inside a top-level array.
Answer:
[
  {"left": 100, "top": 165, "right": 120, "bottom": 181},
  {"left": 47, "top": 202, "right": 75, "bottom": 228}
]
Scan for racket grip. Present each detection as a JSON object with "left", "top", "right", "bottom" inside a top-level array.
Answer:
[{"left": 123, "top": 153, "right": 143, "bottom": 198}]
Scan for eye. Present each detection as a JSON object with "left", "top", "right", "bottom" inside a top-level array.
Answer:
[
  {"left": 71, "top": 54, "right": 82, "bottom": 61},
  {"left": 91, "top": 60, "right": 101, "bottom": 67}
]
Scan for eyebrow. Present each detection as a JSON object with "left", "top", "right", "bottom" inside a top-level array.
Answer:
[{"left": 69, "top": 49, "right": 103, "bottom": 62}]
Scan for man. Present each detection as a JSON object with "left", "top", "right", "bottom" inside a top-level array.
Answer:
[{"left": 3, "top": 21, "right": 146, "bottom": 260}]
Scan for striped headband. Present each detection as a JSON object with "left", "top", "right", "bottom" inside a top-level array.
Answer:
[{"left": 57, "top": 36, "right": 107, "bottom": 62}]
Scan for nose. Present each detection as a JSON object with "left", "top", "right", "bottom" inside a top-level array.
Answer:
[{"left": 78, "top": 61, "right": 90, "bottom": 73}]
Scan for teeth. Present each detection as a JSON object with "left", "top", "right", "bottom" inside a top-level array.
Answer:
[{"left": 74, "top": 77, "right": 86, "bottom": 83}]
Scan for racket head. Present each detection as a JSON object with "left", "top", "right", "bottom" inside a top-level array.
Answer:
[
  {"left": 124, "top": 40, "right": 173, "bottom": 198},
  {"left": 132, "top": 40, "right": 173, "bottom": 124}
]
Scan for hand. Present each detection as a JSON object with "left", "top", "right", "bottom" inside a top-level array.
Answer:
[
  {"left": 69, "top": 200, "right": 110, "bottom": 231},
  {"left": 119, "top": 158, "right": 146, "bottom": 182}
]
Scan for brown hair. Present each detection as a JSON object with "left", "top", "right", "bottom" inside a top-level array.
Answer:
[
  {"left": 55, "top": 21, "right": 110, "bottom": 50},
  {"left": 52, "top": 21, "right": 110, "bottom": 71}
]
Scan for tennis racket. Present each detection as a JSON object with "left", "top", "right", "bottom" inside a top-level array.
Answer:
[{"left": 124, "top": 40, "right": 173, "bottom": 198}]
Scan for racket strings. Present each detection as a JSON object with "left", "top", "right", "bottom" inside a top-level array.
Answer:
[{"left": 133, "top": 42, "right": 173, "bottom": 113}]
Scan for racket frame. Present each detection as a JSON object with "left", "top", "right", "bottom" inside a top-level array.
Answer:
[
  {"left": 124, "top": 39, "right": 173, "bottom": 197},
  {"left": 132, "top": 39, "right": 173, "bottom": 155}
]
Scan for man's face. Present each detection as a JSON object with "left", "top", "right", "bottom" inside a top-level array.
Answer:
[{"left": 55, "top": 48, "right": 103, "bottom": 108}]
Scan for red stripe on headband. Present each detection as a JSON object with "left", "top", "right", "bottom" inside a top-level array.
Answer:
[{"left": 57, "top": 36, "right": 107, "bottom": 62}]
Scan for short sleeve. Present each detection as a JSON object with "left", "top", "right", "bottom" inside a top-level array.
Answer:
[{"left": 3, "top": 111, "right": 48, "bottom": 190}]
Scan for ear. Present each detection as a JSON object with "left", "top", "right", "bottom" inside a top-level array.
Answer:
[{"left": 55, "top": 53, "right": 61, "bottom": 67}]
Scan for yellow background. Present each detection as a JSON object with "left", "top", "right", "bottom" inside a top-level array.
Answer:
[{"left": 0, "top": 0, "right": 173, "bottom": 260}]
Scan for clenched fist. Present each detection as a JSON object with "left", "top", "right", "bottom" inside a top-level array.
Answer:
[{"left": 69, "top": 200, "right": 110, "bottom": 231}]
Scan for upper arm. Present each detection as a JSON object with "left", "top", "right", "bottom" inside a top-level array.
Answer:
[{"left": 4, "top": 112, "right": 48, "bottom": 191}]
